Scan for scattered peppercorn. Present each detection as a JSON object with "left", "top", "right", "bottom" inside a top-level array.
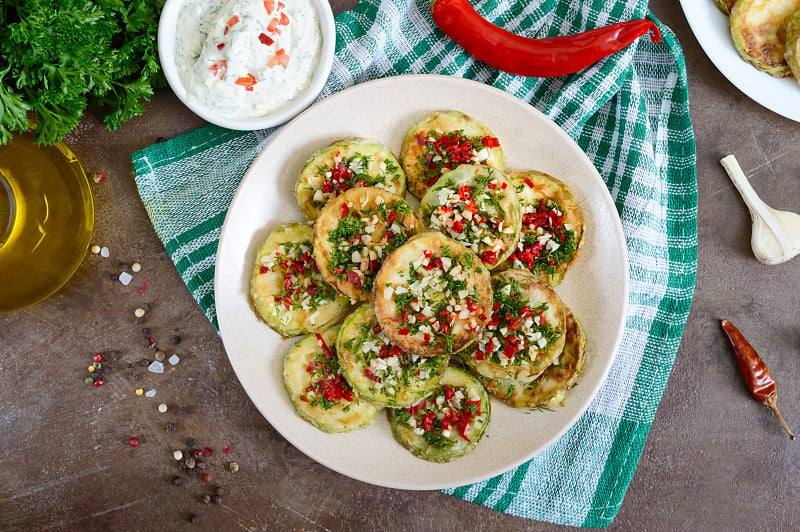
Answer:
[
  {"left": 211, "top": 496, "right": 222, "bottom": 505},
  {"left": 229, "top": 462, "right": 239, "bottom": 473},
  {"left": 185, "top": 457, "right": 196, "bottom": 469},
  {"left": 186, "top": 437, "right": 196, "bottom": 447},
  {"left": 93, "top": 378, "right": 104, "bottom": 387},
  {"left": 141, "top": 327, "right": 151, "bottom": 338},
  {"left": 203, "top": 447, "right": 214, "bottom": 458},
  {"left": 84, "top": 377, "right": 94, "bottom": 384},
  {"left": 172, "top": 475, "right": 183, "bottom": 486},
  {"left": 134, "top": 307, "right": 146, "bottom": 318},
  {"left": 166, "top": 423, "right": 177, "bottom": 433},
  {"left": 178, "top": 406, "right": 188, "bottom": 417},
  {"left": 214, "top": 487, "right": 224, "bottom": 497},
  {"left": 202, "top": 494, "right": 211, "bottom": 504},
  {"left": 189, "top": 514, "right": 200, "bottom": 524},
  {"left": 158, "top": 403, "right": 168, "bottom": 413},
  {"left": 129, "top": 437, "right": 139, "bottom": 447},
  {"left": 173, "top": 450, "right": 183, "bottom": 460},
  {"left": 154, "top": 350, "right": 166, "bottom": 362},
  {"left": 93, "top": 353, "right": 103, "bottom": 363},
  {"left": 223, "top": 445, "right": 232, "bottom": 454},
  {"left": 135, "top": 388, "right": 144, "bottom": 396},
  {"left": 203, "top": 474, "right": 212, "bottom": 483},
  {"left": 170, "top": 334, "right": 181, "bottom": 345},
  {"left": 91, "top": 372, "right": 102, "bottom": 381},
  {"left": 139, "top": 358, "right": 149, "bottom": 367}
]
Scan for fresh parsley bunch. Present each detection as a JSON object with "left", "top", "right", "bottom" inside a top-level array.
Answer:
[{"left": 0, "top": 0, "right": 165, "bottom": 145}]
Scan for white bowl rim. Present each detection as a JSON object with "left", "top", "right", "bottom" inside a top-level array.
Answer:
[{"left": 158, "top": 0, "right": 336, "bottom": 131}]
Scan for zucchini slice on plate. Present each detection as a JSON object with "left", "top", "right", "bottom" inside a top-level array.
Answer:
[
  {"left": 372, "top": 231, "right": 493, "bottom": 357},
  {"left": 400, "top": 110, "right": 505, "bottom": 198},
  {"left": 388, "top": 365, "right": 490, "bottom": 462},
  {"left": 461, "top": 269, "right": 567, "bottom": 382},
  {"left": 481, "top": 306, "right": 587, "bottom": 408},
  {"left": 419, "top": 164, "right": 521, "bottom": 270},
  {"left": 336, "top": 304, "right": 449, "bottom": 408},
  {"left": 715, "top": 0, "right": 735, "bottom": 16},
  {"left": 314, "top": 187, "right": 423, "bottom": 302},
  {"left": 249, "top": 223, "right": 350, "bottom": 337},
  {"left": 785, "top": 9, "right": 800, "bottom": 83},
  {"left": 295, "top": 138, "right": 406, "bottom": 220},
  {"left": 730, "top": 0, "right": 800, "bottom": 77},
  {"left": 501, "top": 170, "right": 585, "bottom": 286},
  {"left": 283, "top": 326, "right": 382, "bottom": 433}
]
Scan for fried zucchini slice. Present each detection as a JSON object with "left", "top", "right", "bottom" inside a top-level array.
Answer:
[
  {"left": 336, "top": 304, "right": 449, "bottom": 408},
  {"left": 295, "top": 138, "right": 406, "bottom": 220},
  {"left": 785, "top": 9, "right": 800, "bottom": 82},
  {"left": 460, "top": 269, "right": 567, "bottom": 382},
  {"left": 480, "top": 307, "right": 586, "bottom": 408},
  {"left": 372, "top": 232, "right": 493, "bottom": 357},
  {"left": 500, "top": 170, "right": 585, "bottom": 286},
  {"left": 387, "top": 365, "right": 490, "bottom": 462},
  {"left": 313, "top": 187, "right": 423, "bottom": 302},
  {"left": 730, "top": 0, "right": 800, "bottom": 77},
  {"left": 715, "top": 0, "right": 735, "bottom": 16},
  {"left": 400, "top": 111, "right": 505, "bottom": 198},
  {"left": 419, "top": 164, "right": 521, "bottom": 270},
  {"left": 249, "top": 223, "right": 351, "bottom": 337},
  {"left": 283, "top": 326, "right": 382, "bottom": 433}
]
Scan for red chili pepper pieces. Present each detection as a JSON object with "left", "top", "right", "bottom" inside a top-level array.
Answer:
[
  {"left": 721, "top": 319, "right": 794, "bottom": 440},
  {"left": 431, "top": 0, "right": 661, "bottom": 78}
]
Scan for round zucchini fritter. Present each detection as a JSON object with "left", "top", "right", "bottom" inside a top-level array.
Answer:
[
  {"left": 480, "top": 307, "right": 586, "bottom": 409},
  {"left": 313, "top": 187, "right": 423, "bottom": 302},
  {"left": 500, "top": 170, "right": 585, "bottom": 286},
  {"left": 295, "top": 138, "right": 406, "bottom": 220},
  {"left": 249, "top": 223, "right": 351, "bottom": 337},
  {"left": 283, "top": 326, "right": 382, "bottom": 433},
  {"left": 387, "top": 365, "right": 490, "bottom": 463},
  {"left": 335, "top": 304, "right": 449, "bottom": 408},
  {"left": 400, "top": 110, "right": 505, "bottom": 198},
  {"left": 372, "top": 232, "right": 493, "bottom": 357},
  {"left": 715, "top": 0, "right": 735, "bottom": 16},
  {"left": 730, "top": 0, "right": 800, "bottom": 77},
  {"left": 785, "top": 9, "right": 800, "bottom": 82},
  {"left": 461, "top": 269, "right": 567, "bottom": 382},
  {"left": 420, "top": 164, "right": 521, "bottom": 270}
]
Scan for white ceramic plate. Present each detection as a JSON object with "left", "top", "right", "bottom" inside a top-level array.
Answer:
[
  {"left": 680, "top": 0, "right": 800, "bottom": 122},
  {"left": 215, "top": 75, "right": 629, "bottom": 490}
]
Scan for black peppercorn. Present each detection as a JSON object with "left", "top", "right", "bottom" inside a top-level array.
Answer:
[{"left": 172, "top": 475, "right": 183, "bottom": 486}]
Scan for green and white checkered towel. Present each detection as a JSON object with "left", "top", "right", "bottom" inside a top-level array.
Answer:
[{"left": 132, "top": 0, "right": 697, "bottom": 526}]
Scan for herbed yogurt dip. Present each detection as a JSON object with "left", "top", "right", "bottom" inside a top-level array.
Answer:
[{"left": 176, "top": 0, "right": 322, "bottom": 119}]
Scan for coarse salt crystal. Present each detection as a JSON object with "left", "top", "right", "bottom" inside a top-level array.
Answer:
[
  {"left": 119, "top": 272, "right": 133, "bottom": 286},
  {"left": 148, "top": 361, "right": 164, "bottom": 374},
  {"left": 168, "top": 354, "right": 180, "bottom": 365},
  {"left": 100, "top": 247, "right": 110, "bottom": 258},
  {"left": 145, "top": 388, "right": 157, "bottom": 397}
]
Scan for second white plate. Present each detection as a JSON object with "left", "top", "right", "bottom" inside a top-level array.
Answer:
[
  {"left": 215, "top": 74, "right": 629, "bottom": 490},
  {"left": 680, "top": 0, "right": 800, "bottom": 122}
]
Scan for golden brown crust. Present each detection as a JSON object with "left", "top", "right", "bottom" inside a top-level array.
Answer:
[
  {"left": 461, "top": 269, "right": 567, "bottom": 382},
  {"left": 499, "top": 170, "right": 585, "bottom": 286},
  {"left": 295, "top": 138, "right": 406, "bottom": 220},
  {"left": 372, "top": 232, "right": 493, "bottom": 357},
  {"left": 419, "top": 164, "right": 521, "bottom": 270},
  {"left": 480, "top": 306, "right": 586, "bottom": 409},
  {"left": 313, "top": 187, "right": 422, "bottom": 302},
  {"left": 400, "top": 111, "right": 505, "bottom": 198},
  {"left": 730, "top": 0, "right": 800, "bottom": 78}
]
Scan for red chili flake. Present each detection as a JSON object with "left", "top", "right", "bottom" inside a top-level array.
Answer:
[
  {"left": 223, "top": 445, "right": 232, "bottom": 454},
  {"left": 487, "top": 180, "right": 497, "bottom": 190},
  {"left": 386, "top": 210, "right": 396, "bottom": 225},
  {"left": 306, "top": 360, "right": 315, "bottom": 372},
  {"left": 443, "top": 385, "right": 455, "bottom": 400},
  {"left": 93, "top": 378, "right": 104, "bottom": 387},
  {"left": 267, "top": 16, "right": 281, "bottom": 33},
  {"left": 422, "top": 333, "right": 432, "bottom": 346},
  {"left": 509, "top": 317, "right": 522, "bottom": 330},
  {"left": 258, "top": 32, "right": 274, "bottom": 45},
  {"left": 137, "top": 280, "right": 150, "bottom": 295},
  {"left": 480, "top": 250, "right": 497, "bottom": 265},
  {"left": 217, "top": 43, "right": 225, "bottom": 50},
  {"left": 315, "top": 333, "right": 334, "bottom": 358},
  {"left": 373, "top": 325, "right": 382, "bottom": 334},
  {"left": 346, "top": 269, "right": 361, "bottom": 287},
  {"left": 263, "top": 0, "right": 275, "bottom": 13},
  {"left": 405, "top": 399, "right": 426, "bottom": 414},
  {"left": 279, "top": 11, "right": 289, "bottom": 25},
  {"left": 259, "top": 266, "right": 269, "bottom": 274},
  {"left": 524, "top": 178, "right": 535, "bottom": 189},
  {"left": 458, "top": 184, "right": 472, "bottom": 201},
  {"left": 341, "top": 203, "right": 350, "bottom": 218},
  {"left": 422, "top": 412, "right": 436, "bottom": 432},
  {"left": 129, "top": 437, "right": 139, "bottom": 447},
  {"left": 203, "top": 474, "right": 212, "bottom": 483},
  {"left": 503, "top": 342, "right": 517, "bottom": 358},
  {"left": 203, "top": 447, "right": 214, "bottom": 458},
  {"left": 452, "top": 220, "right": 464, "bottom": 233},
  {"left": 93, "top": 353, "right": 103, "bottom": 363},
  {"left": 481, "top": 136, "right": 500, "bottom": 148},
  {"left": 398, "top": 328, "right": 411, "bottom": 335}
]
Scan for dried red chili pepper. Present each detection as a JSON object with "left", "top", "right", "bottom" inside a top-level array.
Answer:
[
  {"left": 430, "top": 0, "right": 661, "bottom": 78},
  {"left": 721, "top": 319, "right": 794, "bottom": 440}
]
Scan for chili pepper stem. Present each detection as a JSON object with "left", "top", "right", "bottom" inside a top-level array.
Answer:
[{"left": 762, "top": 392, "right": 795, "bottom": 440}]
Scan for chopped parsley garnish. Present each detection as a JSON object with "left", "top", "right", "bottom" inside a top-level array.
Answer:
[
  {"left": 258, "top": 241, "right": 337, "bottom": 312},
  {"left": 509, "top": 197, "right": 577, "bottom": 278}
]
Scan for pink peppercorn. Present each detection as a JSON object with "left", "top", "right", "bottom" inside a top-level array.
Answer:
[
  {"left": 129, "top": 437, "right": 139, "bottom": 447},
  {"left": 203, "top": 447, "right": 214, "bottom": 458},
  {"left": 93, "top": 378, "right": 104, "bottom": 387},
  {"left": 93, "top": 353, "right": 103, "bottom": 363},
  {"left": 223, "top": 445, "right": 232, "bottom": 455}
]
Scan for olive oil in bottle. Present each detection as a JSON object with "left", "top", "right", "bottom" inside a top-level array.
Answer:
[{"left": 0, "top": 135, "right": 94, "bottom": 311}]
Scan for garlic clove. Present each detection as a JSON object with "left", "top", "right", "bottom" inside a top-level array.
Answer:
[{"left": 720, "top": 154, "right": 800, "bottom": 265}]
